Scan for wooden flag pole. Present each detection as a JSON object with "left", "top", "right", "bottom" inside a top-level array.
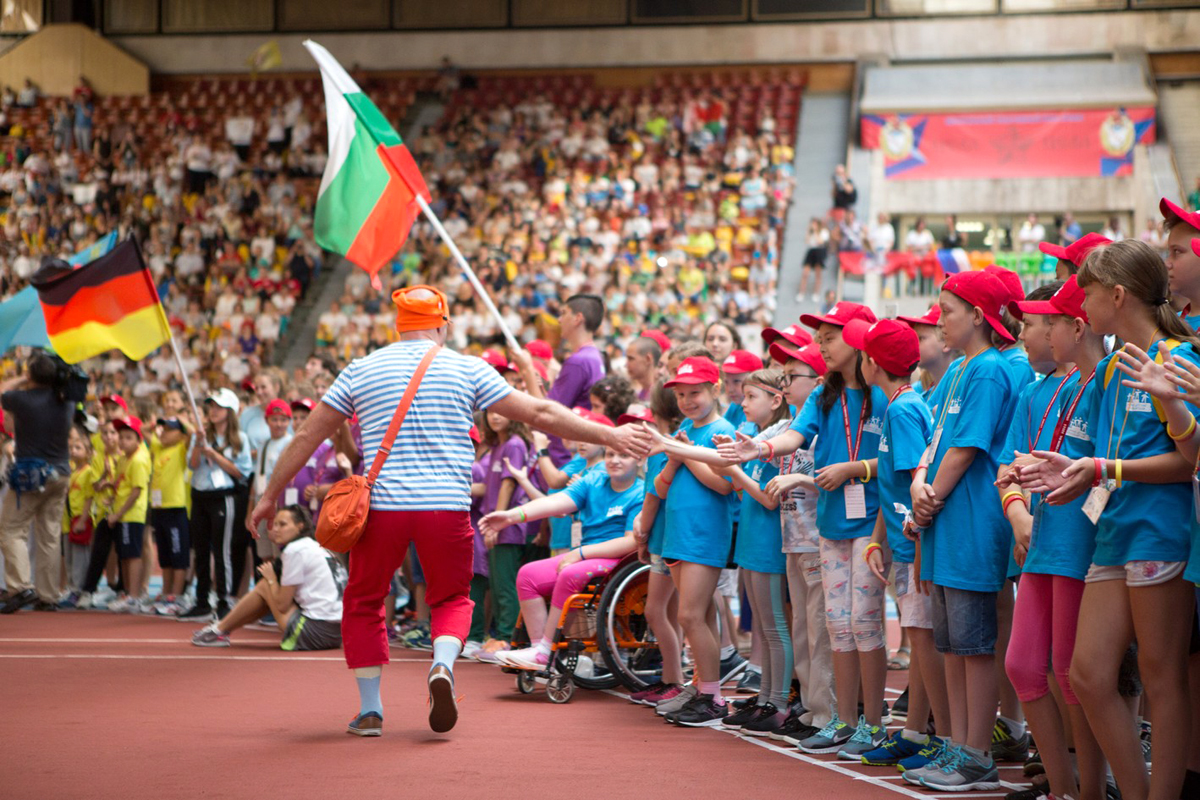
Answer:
[{"left": 167, "top": 331, "right": 205, "bottom": 440}]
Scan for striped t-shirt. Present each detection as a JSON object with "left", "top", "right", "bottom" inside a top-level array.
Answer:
[{"left": 322, "top": 339, "right": 512, "bottom": 511}]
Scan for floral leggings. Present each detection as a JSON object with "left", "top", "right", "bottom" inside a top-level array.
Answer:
[{"left": 819, "top": 536, "right": 888, "bottom": 653}]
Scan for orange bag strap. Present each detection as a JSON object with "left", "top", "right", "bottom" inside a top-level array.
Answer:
[{"left": 365, "top": 345, "right": 441, "bottom": 489}]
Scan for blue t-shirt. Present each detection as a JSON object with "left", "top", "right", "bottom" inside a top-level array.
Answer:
[
  {"left": 877, "top": 389, "right": 932, "bottom": 564},
  {"left": 789, "top": 384, "right": 887, "bottom": 540},
  {"left": 925, "top": 356, "right": 964, "bottom": 419},
  {"left": 563, "top": 469, "right": 645, "bottom": 546},
  {"left": 724, "top": 401, "right": 747, "bottom": 430},
  {"left": 548, "top": 455, "right": 589, "bottom": 550},
  {"left": 1002, "top": 346, "right": 1036, "bottom": 391},
  {"left": 644, "top": 452, "right": 670, "bottom": 556},
  {"left": 1091, "top": 342, "right": 1200, "bottom": 565},
  {"left": 734, "top": 453, "right": 785, "bottom": 574},
  {"left": 922, "top": 349, "right": 1020, "bottom": 592},
  {"left": 662, "top": 416, "right": 737, "bottom": 568},
  {"left": 729, "top": 418, "right": 758, "bottom": 523}
]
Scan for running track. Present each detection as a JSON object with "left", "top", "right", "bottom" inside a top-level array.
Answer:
[{"left": 0, "top": 612, "right": 1033, "bottom": 800}]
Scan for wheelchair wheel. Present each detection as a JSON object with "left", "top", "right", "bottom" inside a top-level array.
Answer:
[
  {"left": 516, "top": 670, "right": 536, "bottom": 694},
  {"left": 595, "top": 559, "right": 661, "bottom": 692},
  {"left": 546, "top": 674, "right": 574, "bottom": 704},
  {"left": 567, "top": 652, "right": 619, "bottom": 691}
]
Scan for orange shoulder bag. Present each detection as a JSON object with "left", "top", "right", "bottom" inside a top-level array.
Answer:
[{"left": 315, "top": 345, "right": 441, "bottom": 552}]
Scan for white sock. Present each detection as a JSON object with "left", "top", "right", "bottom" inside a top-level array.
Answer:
[
  {"left": 901, "top": 728, "right": 928, "bottom": 743},
  {"left": 999, "top": 715, "right": 1026, "bottom": 737},
  {"left": 746, "top": 663, "right": 762, "bottom": 674},
  {"left": 534, "top": 638, "right": 552, "bottom": 657},
  {"left": 430, "top": 636, "right": 461, "bottom": 673},
  {"left": 719, "top": 644, "right": 736, "bottom": 660}
]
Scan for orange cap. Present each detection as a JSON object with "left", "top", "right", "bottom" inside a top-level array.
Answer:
[{"left": 393, "top": 285, "right": 450, "bottom": 333}]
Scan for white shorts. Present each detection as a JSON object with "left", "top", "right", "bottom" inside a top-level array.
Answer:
[
  {"left": 717, "top": 568, "right": 738, "bottom": 598},
  {"left": 893, "top": 562, "right": 932, "bottom": 630},
  {"left": 1084, "top": 560, "right": 1186, "bottom": 587}
]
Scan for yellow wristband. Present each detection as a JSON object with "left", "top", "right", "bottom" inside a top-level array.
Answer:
[
  {"left": 860, "top": 460, "right": 872, "bottom": 483},
  {"left": 1168, "top": 414, "right": 1196, "bottom": 441},
  {"left": 862, "top": 542, "right": 883, "bottom": 563},
  {"left": 1114, "top": 459, "right": 1122, "bottom": 488},
  {"left": 1000, "top": 490, "right": 1024, "bottom": 504}
]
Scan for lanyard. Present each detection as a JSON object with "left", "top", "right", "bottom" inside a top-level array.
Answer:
[
  {"left": 1049, "top": 369, "right": 1094, "bottom": 453},
  {"left": 888, "top": 385, "right": 912, "bottom": 405},
  {"left": 1106, "top": 347, "right": 1136, "bottom": 462},
  {"left": 933, "top": 352, "right": 977, "bottom": 434},
  {"left": 1029, "top": 368, "right": 1077, "bottom": 452},
  {"left": 841, "top": 395, "right": 869, "bottom": 463}
]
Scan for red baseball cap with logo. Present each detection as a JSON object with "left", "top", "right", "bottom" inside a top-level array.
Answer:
[
  {"left": 843, "top": 319, "right": 920, "bottom": 376},
  {"left": 1161, "top": 197, "right": 1200, "bottom": 233},
  {"left": 572, "top": 406, "right": 615, "bottom": 427},
  {"left": 721, "top": 350, "right": 763, "bottom": 375},
  {"left": 1014, "top": 275, "right": 1089, "bottom": 323},
  {"left": 641, "top": 330, "right": 672, "bottom": 351},
  {"left": 290, "top": 397, "right": 316, "bottom": 413},
  {"left": 761, "top": 324, "right": 814, "bottom": 348},
  {"left": 769, "top": 341, "right": 828, "bottom": 377},
  {"left": 100, "top": 394, "right": 128, "bottom": 412},
  {"left": 616, "top": 407, "right": 655, "bottom": 426},
  {"left": 897, "top": 305, "right": 941, "bottom": 328},
  {"left": 112, "top": 415, "right": 144, "bottom": 440},
  {"left": 526, "top": 339, "right": 553, "bottom": 360},
  {"left": 800, "top": 301, "right": 877, "bottom": 330},
  {"left": 943, "top": 271, "right": 1017, "bottom": 343},
  {"left": 664, "top": 356, "right": 721, "bottom": 387},
  {"left": 480, "top": 349, "right": 510, "bottom": 371},
  {"left": 1039, "top": 232, "right": 1112, "bottom": 268},
  {"left": 984, "top": 265, "right": 1025, "bottom": 307},
  {"left": 264, "top": 399, "right": 293, "bottom": 418}
]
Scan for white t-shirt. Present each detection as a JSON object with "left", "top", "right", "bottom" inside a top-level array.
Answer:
[{"left": 280, "top": 537, "right": 346, "bottom": 622}]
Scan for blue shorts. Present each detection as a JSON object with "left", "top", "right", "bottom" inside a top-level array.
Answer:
[
  {"left": 150, "top": 508, "right": 189, "bottom": 569},
  {"left": 114, "top": 522, "right": 146, "bottom": 560},
  {"left": 931, "top": 584, "right": 997, "bottom": 657},
  {"left": 408, "top": 542, "right": 425, "bottom": 584}
]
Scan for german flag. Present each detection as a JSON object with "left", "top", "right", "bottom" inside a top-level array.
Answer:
[{"left": 31, "top": 239, "right": 170, "bottom": 364}]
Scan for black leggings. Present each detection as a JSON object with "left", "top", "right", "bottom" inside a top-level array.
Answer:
[
  {"left": 81, "top": 521, "right": 120, "bottom": 594},
  {"left": 190, "top": 489, "right": 245, "bottom": 611}
]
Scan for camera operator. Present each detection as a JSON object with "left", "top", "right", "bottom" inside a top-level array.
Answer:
[{"left": 0, "top": 351, "right": 76, "bottom": 613}]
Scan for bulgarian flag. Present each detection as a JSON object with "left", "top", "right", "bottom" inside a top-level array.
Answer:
[
  {"left": 31, "top": 239, "right": 170, "bottom": 364},
  {"left": 305, "top": 41, "right": 431, "bottom": 288}
]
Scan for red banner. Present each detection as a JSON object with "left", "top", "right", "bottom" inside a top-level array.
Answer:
[{"left": 860, "top": 107, "right": 1155, "bottom": 181}]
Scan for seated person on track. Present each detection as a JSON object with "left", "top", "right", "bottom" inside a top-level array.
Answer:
[
  {"left": 477, "top": 446, "right": 644, "bottom": 670},
  {"left": 192, "top": 505, "right": 346, "bottom": 651}
]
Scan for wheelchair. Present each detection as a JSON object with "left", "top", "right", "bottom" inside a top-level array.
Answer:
[{"left": 500, "top": 553, "right": 663, "bottom": 703}]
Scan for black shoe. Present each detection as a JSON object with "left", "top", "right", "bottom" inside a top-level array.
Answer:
[
  {"left": 0, "top": 588, "right": 35, "bottom": 614},
  {"left": 891, "top": 687, "right": 909, "bottom": 721},
  {"left": 731, "top": 693, "right": 759, "bottom": 710},
  {"left": 1023, "top": 749, "right": 1044, "bottom": 777},
  {"left": 216, "top": 601, "right": 231, "bottom": 619},
  {"left": 176, "top": 605, "right": 214, "bottom": 621},
  {"left": 672, "top": 694, "right": 730, "bottom": 727},
  {"left": 741, "top": 704, "right": 785, "bottom": 736},
  {"left": 32, "top": 600, "right": 58, "bottom": 611},
  {"left": 722, "top": 701, "right": 764, "bottom": 728},
  {"left": 719, "top": 652, "right": 747, "bottom": 684},
  {"left": 857, "top": 700, "right": 893, "bottom": 725},
  {"left": 1004, "top": 782, "right": 1050, "bottom": 800},
  {"left": 769, "top": 708, "right": 819, "bottom": 745},
  {"left": 992, "top": 718, "right": 1031, "bottom": 762},
  {"left": 735, "top": 669, "right": 761, "bottom": 694}
]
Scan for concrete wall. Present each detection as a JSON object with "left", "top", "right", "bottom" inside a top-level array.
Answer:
[
  {"left": 109, "top": 10, "right": 1200, "bottom": 74},
  {"left": 0, "top": 24, "right": 149, "bottom": 95}
]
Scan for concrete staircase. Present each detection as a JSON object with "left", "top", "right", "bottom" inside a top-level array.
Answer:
[{"left": 1157, "top": 81, "right": 1200, "bottom": 205}]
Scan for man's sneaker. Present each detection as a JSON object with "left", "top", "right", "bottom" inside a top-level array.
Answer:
[
  {"left": 901, "top": 739, "right": 953, "bottom": 783},
  {"left": 741, "top": 704, "right": 786, "bottom": 737},
  {"left": 346, "top": 711, "right": 382, "bottom": 737},
  {"left": 498, "top": 646, "right": 549, "bottom": 671},
  {"left": 861, "top": 731, "right": 938, "bottom": 767},
  {"left": 427, "top": 663, "right": 457, "bottom": 733},
  {"left": 641, "top": 684, "right": 683, "bottom": 706},
  {"left": 191, "top": 623, "right": 230, "bottom": 647},
  {"left": 891, "top": 687, "right": 909, "bottom": 722},
  {"left": 992, "top": 718, "right": 1031, "bottom": 762},
  {"left": 671, "top": 694, "right": 729, "bottom": 727},
  {"left": 719, "top": 651, "right": 748, "bottom": 684},
  {"left": 656, "top": 684, "right": 698, "bottom": 716},
  {"left": 920, "top": 745, "right": 1000, "bottom": 791},
  {"left": 769, "top": 709, "right": 820, "bottom": 745},
  {"left": 177, "top": 604, "right": 213, "bottom": 622},
  {"left": 837, "top": 715, "right": 888, "bottom": 760},
  {"left": 735, "top": 669, "right": 762, "bottom": 694},
  {"left": 798, "top": 715, "right": 854, "bottom": 754},
  {"left": 722, "top": 701, "right": 767, "bottom": 728}
]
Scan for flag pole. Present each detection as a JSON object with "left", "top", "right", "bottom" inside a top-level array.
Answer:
[
  {"left": 413, "top": 194, "right": 522, "bottom": 354},
  {"left": 166, "top": 331, "right": 204, "bottom": 440}
]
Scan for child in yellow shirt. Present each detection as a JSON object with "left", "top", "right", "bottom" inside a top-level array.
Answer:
[
  {"left": 104, "top": 417, "right": 152, "bottom": 614},
  {"left": 149, "top": 418, "right": 191, "bottom": 616}
]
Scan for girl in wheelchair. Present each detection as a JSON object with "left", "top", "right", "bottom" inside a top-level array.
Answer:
[{"left": 477, "top": 446, "right": 645, "bottom": 671}]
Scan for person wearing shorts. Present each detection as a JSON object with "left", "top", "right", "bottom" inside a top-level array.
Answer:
[{"left": 105, "top": 416, "right": 153, "bottom": 613}]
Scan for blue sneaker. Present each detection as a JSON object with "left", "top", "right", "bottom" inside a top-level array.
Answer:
[
  {"left": 861, "top": 731, "right": 937, "bottom": 767},
  {"left": 901, "top": 739, "right": 954, "bottom": 784},
  {"left": 797, "top": 714, "right": 853, "bottom": 754},
  {"left": 919, "top": 744, "right": 1000, "bottom": 791},
  {"left": 837, "top": 715, "right": 888, "bottom": 760}
]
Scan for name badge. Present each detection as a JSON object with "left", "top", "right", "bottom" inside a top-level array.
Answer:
[
  {"left": 930, "top": 428, "right": 943, "bottom": 456},
  {"left": 844, "top": 482, "right": 867, "bottom": 520},
  {"left": 151, "top": 489, "right": 163, "bottom": 507},
  {"left": 254, "top": 475, "right": 267, "bottom": 496},
  {"left": 1082, "top": 486, "right": 1110, "bottom": 525},
  {"left": 284, "top": 488, "right": 299, "bottom": 506}
]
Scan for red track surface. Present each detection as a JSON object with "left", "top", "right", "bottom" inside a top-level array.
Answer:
[{"left": 1, "top": 612, "right": 1031, "bottom": 800}]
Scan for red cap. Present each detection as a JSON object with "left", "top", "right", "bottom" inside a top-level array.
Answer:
[
  {"left": 1192, "top": 238, "right": 1200, "bottom": 258},
  {"left": 761, "top": 324, "right": 813, "bottom": 348},
  {"left": 530, "top": 359, "right": 549, "bottom": 382},
  {"left": 290, "top": 397, "right": 316, "bottom": 413},
  {"left": 721, "top": 349, "right": 763, "bottom": 375},
  {"left": 526, "top": 339, "right": 553, "bottom": 360},
  {"left": 768, "top": 341, "right": 828, "bottom": 377},
  {"left": 1038, "top": 232, "right": 1112, "bottom": 267},
  {"left": 240, "top": 377, "right": 256, "bottom": 392},
  {"left": 984, "top": 265, "right": 1025, "bottom": 306},
  {"left": 616, "top": 407, "right": 655, "bottom": 426},
  {"left": 1161, "top": 197, "right": 1200, "bottom": 232},
  {"left": 112, "top": 415, "right": 144, "bottom": 440},
  {"left": 571, "top": 406, "right": 615, "bottom": 427},
  {"left": 942, "top": 271, "right": 1017, "bottom": 343},
  {"left": 799, "top": 301, "right": 877, "bottom": 330},
  {"left": 664, "top": 356, "right": 721, "bottom": 387},
  {"left": 480, "top": 349, "right": 510, "bottom": 371},
  {"left": 264, "top": 398, "right": 292, "bottom": 418},
  {"left": 897, "top": 305, "right": 941, "bottom": 328},
  {"left": 1014, "top": 275, "right": 1088, "bottom": 323},
  {"left": 843, "top": 319, "right": 920, "bottom": 376},
  {"left": 641, "top": 330, "right": 672, "bottom": 351},
  {"left": 100, "top": 394, "right": 128, "bottom": 412},
  {"left": 469, "top": 425, "right": 481, "bottom": 443}
]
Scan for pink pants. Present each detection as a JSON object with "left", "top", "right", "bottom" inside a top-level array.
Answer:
[
  {"left": 342, "top": 510, "right": 474, "bottom": 670},
  {"left": 1005, "top": 572, "right": 1085, "bottom": 705},
  {"left": 516, "top": 553, "right": 620, "bottom": 609}
]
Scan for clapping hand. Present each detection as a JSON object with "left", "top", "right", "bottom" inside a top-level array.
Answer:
[{"left": 716, "top": 430, "right": 758, "bottom": 464}]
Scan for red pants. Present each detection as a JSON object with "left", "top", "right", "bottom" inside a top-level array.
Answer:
[{"left": 342, "top": 509, "right": 474, "bottom": 669}]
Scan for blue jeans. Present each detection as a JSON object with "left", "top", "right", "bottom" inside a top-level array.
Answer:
[{"left": 931, "top": 584, "right": 998, "bottom": 656}]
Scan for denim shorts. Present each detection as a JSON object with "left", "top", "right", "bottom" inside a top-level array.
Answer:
[
  {"left": 931, "top": 584, "right": 998, "bottom": 656},
  {"left": 648, "top": 553, "right": 671, "bottom": 577}
]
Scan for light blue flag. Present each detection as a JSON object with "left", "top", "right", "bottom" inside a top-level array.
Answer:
[
  {"left": 0, "top": 286, "right": 51, "bottom": 351},
  {"left": 66, "top": 230, "right": 118, "bottom": 267}
]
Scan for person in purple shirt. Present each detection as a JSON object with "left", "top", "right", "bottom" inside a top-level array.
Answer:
[{"left": 514, "top": 294, "right": 607, "bottom": 466}]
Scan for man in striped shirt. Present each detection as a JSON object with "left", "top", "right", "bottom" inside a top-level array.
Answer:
[{"left": 249, "top": 285, "right": 652, "bottom": 737}]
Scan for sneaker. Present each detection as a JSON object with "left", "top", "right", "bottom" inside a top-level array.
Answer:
[
  {"left": 656, "top": 683, "right": 698, "bottom": 716},
  {"left": 798, "top": 715, "right": 854, "bottom": 754},
  {"left": 891, "top": 687, "right": 909, "bottom": 722},
  {"left": 671, "top": 694, "right": 729, "bottom": 727},
  {"left": 498, "top": 646, "right": 549, "bottom": 671},
  {"left": 176, "top": 604, "right": 214, "bottom": 621},
  {"left": 741, "top": 704, "right": 787, "bottom": 737},
  {"left": 901, "top": 739, "right": 953, "bottom": 782},
  {"left": 106, "top": 594, "right": 132, "bottom": 613},
  {"left": 1004, "top": 784, "right": 1051, "bottom": 800},
  {"left": 861, "top": 731, "right": 937, "bottom": 767},
  {"left": 837, "top": 715, "right": 888, "bottom": 760},
  {"left": 919, "top": 745, "right": 1000, "bottom": 791},
  {"left": 58, "top": 591, "right": 81, "bottom": 609},
  {"left": 721, "top": 701, "right": 767, "bottom": 729},
  {"left": 992, "top": 718, "right": 1031, "bottom": 762},
  {"left": 403, "top": 627, "right": 434, "bottom": 651},
  {"left": 858, "top": 700, "right": 893, "bottom": 726},
  {"left": 1141, "top": 736, "right": 1151, "bottom": 764},
  {"left": 153, "top": 596, "right": 178, "bottom": 616},
  {"left": 75, "top": 591, "right": 94, "bottom": 610},
  {"left": 731, "top": 693, "right": 759, "bottom": 710},
  {"left": 629, "top": 682, "right": 668, "bottom": 704},
  {"left": 735, "top": 669, "right": 762, "bottom": 694},
  {"left": 769, "top": 709, "right": 819, "bottom": 744},
  {"left": 1023, "top": 749, "right": 1044, "bottom": 777},
  {"left": 191, "top": 623, "right": 230, "bottom": 647},
  {"left": 134, "top": 596, "right": 154, "bottom": 614},
  {"left": 427, "top": 663, "right": 457, "bottom": 733},
  {"left": 346, "top": 711, "right": 382, "bottom": 737},
  {"left": 719, "top": 651, "right": 748, "bottom": 684},
  {"left": 461, "top": 640, "right": 484, "bottom": 660},
  {"left": 641, "top": 684, "right": 683, "bottom": 706}
]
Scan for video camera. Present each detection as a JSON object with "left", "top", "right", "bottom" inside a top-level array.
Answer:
[{"left": 48, "top": 354, "right": 89, "bottom": 404}]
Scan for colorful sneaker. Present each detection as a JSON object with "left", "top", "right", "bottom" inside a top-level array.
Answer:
[
  {"left": 798, "top": 714, "right": 853, "bottom": 754},
  {"left": 498, "top": 646, "right": 549, "bottom": 671},
  {"left": 901, "top": 739, "right": 953, "bottom": 783},
  {"left": 346, "top": 711, "right": 382, "bottom": 737},
  {"left": 670, "top": 694, "right": 729, "bottom": 727},
  {"left": 861, "top": 731, "right": 937, "bottom": 767},
  {"left": 721, "top": 701, "right": 767, "bottom": 729},
  {"left": 153, "top": 596, "right": 180, "bottom": 616},
  {"left": 629, "top": 682, "right": 668, "bottom": 704},
  {"left": 837, "top": 715, "right": 888, "bottom": 760},
  {"left": 992, "top": 718, "right": 1031, "bottom": 763},
  {"left": 656, "top": 684, "right": 698, "bottom": 716},
  {"left": 403, "top": 627, "right": 434, "bottom": 652},
  {"left": 920, "top": 745, "right": 1000, "bottom": 791},
  {"left": 191, "top": 623, "right": 230, "bottom": 647},
  {"left": 741, "top": 704, "right": 788, "bottom": 737},
  {"left": 641, "top": 684, "right": 683, "bottom": 706}
]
